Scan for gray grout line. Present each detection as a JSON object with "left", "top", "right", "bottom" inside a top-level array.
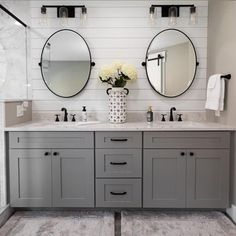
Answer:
[{"left": 115, "top": 211, "right": 121, "bottom": 236}]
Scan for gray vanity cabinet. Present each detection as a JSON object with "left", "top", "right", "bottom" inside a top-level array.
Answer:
[
  {"left": 143, "top": 149, "right": 186, "bottom": 208},
  {"left": 9, "top": 132, "right": 94, "bottom": 208},
  {"left": 186, "top": 149, "right": 229, "bottom": 208},
  {"left": 143, "top": 132, "right": 230, "bottom": 209},
  {"left": 52, "top": 149, "right": 94, "bottom": 207},
  {"left": 9, "top": 149, "right": 52, "bottom": 207}
]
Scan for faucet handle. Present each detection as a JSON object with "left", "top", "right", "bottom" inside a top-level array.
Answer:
[
  {"left": 177, "top": 114, "right": 183, "bottom": 122},
  {"left": 161, "top": 114, "right": 167, "bottom": 122},
  {"left": 71, "top": 114, "right": 76, "bottom": 122},
  {"left": 55, "top": 114, "right": 60, "bottom": 122}
]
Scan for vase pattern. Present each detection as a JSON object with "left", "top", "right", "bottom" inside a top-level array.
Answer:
[{"left": 107, "top": 87, "right": 129, "bottom": 123}]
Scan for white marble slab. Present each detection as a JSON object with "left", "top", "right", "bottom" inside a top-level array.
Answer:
[{"left": 4, "top": 121, "right": 236, "bottom": 132}]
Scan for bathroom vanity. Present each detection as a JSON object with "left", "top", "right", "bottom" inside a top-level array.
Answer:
[{"left": 5, "top": 122, "right": 233, "bottom": 209}]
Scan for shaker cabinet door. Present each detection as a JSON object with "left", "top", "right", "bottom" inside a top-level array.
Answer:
[
  {"left": 52, "top": 149, "right": 94, "bottom": 207},
  {"left": 143, "top": 149, "right": 186, "bottom": 208},
  {"left": 186, "top": 149, "right": 230, "bottom": 208},
  {"left": 10, "top": 149, "right": 52, "bottom": 207}
]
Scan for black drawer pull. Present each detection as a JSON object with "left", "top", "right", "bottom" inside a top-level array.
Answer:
[
  {"left": 181, "top": 152, "right": 185, "bottom": 156},
  {"left": 190, "top": 152, "right": 194, "bottom": 156},
  {"left": 110, "top": 138, "right": 128, "bottom": 142},
  {"left": 53, "top": 152, "right": 59, "bottom": 156},
  {"left": 44, "top": 152, "right": 50, "bottom": 156},
  {"left": 110, "top": 191, "right": 127, "bottom": 196},
  {"left": 110, "top": 162, "right": 127, "bottom": 165}
]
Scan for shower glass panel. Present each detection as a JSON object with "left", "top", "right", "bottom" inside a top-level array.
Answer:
[{"left": 0, "top": 5, "right": 28, "bottom": 211}]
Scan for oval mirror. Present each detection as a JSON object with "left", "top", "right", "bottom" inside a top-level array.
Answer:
[
  {"left": 40, "top": 29, "right": 92, "bottom": 98},
  {"left": 145, "top": 29, "right": 197, "bottom": 98}
]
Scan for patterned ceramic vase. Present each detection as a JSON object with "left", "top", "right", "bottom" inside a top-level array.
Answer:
[{"left": 107, "top": 87, "right": 129, "bottom": 123}]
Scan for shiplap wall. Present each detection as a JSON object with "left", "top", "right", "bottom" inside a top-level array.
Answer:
[{"left": 30, "top": 0, "right": 208, "bottom": 115}]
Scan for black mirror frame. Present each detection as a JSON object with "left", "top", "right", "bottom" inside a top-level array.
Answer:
[
  {"left": 143, "top": 28, "right": 198, "bottom": 98},
  {"left": 39, "top": 29, "right": 95, "bottom": 98}
]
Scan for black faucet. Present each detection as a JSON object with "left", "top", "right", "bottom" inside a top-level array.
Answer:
[
  {"left": 169, "top": 107, "right": 176, "bottom": 121},
  {"left": 61, "top": 108, "right": 68, "bottom": 122}
]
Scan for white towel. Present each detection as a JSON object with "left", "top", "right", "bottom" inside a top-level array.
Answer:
[{"left": 205, "top": 74, "right": 225, "bottom": 117}]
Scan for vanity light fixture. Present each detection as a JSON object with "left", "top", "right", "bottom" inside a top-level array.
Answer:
[
  {"left": 41, "top": 5, "right": 87, "bottom": 19},
  {"left": 189, "top": 6, "right": 197, "bottom": 25},
  {"left": 149, "top": 4, "right": 197, "bottom": 25}
]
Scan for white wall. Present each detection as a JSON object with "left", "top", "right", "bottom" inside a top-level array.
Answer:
[
  {"left": 208, "top": 0, "right": 236, "bottom": 125},
  {"left": 29, "top": 0, "right": 208, "bottom": 115}
]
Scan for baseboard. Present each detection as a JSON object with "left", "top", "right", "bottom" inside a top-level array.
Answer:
[
  {"left": 227, "top": 204, "right": 236, "bottom": 223},
  {"left": 0, "top": 205, "right": 14, "bottom": 228}
]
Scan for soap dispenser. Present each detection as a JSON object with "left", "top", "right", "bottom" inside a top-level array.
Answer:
[
  {"left": 82, "top": 106, "right": 87, "bottom": 122},
  {"left": 147, "top": 106, "right": 153, "bottom": 123}
]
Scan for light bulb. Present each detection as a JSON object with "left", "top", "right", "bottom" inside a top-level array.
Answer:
[
  {"left": 189, "top": 6, "right": 197, "bottom": 25},
  {"left": 168, "top": 6, "right": 178, "bottom": 26}
]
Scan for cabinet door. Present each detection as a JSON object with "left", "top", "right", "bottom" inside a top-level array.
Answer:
[
  {"left": 10, "top": 149, "right": 52, "bottom": 207},
  {"left": 52, "top": 149, "right": 94, "bottom": 207},
  {"left": 187, "top": 149, "right": 229, "bottom": 208},
  {"left": 143, "top": 149, "right": 186, "bottom": 208}
]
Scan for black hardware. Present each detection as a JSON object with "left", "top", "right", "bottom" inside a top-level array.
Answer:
[
  {"left": 41, "top": 5, "right": 86, "bottom": 18},
  {"left": 190, "top": 152, "right": 194, "bottom": 156},
  {"left": 177, "top": 114, "right": 183, "bottom": 122},
  {"left": 110, "top": 162, "right": 127, "bottom": 166},
  {"left": 169, "top": 107, "right": 176, "bottom": 122},
  {"left": 221, "top": 74, "right": 231, "bottom": 80},
  {"left": 110, "top": 192, "right": 127, "bottom": 196},
  {"left": 150, "top": 4, "right": 195, "bottom": 17},
  {"left": 38, "top": 62, "right": 42, "bottom": 67},
  {"left": 91, "top": 62, "right": 96, "bottom": 67},
  {"left": 0, "top": 4, "right": 28, "bottom": 28},
  {"left": 196, "top": 62, "right": 200, "bottom": 66},
  {"left": 61, "top": 108, "right": 68, "bottom": 122},
  {"left": 71, "top": 114, "right": 76, "bottom": 122},
  {"left": 53, "top": 152, "right": 59, "bottom": 156},
  {"left": 181, "top": 152, "right": 185, "bottom": 156},
  {"left": 161, "top": 114, "right": 167, "bottom": 122},
  {"left": 44, "top": 152, "right": 50, "bottom": 156},
  {"left": 142, "top": 62, "right": 147, "bottom": 67},
  {"left": 110, "top": 138, "right": 128, "bottom": 142},
  {"left": 55, "top": 114, "right": 60, "bottom": 122}
]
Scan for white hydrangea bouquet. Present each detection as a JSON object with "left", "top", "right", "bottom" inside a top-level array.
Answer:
[{"left": 99, "top": 61, "right": 137, "bottom": 87}]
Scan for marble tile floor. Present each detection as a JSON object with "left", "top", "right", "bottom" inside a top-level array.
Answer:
[{"left": 0, "top": 211, "right": 236, "bottom": 236}]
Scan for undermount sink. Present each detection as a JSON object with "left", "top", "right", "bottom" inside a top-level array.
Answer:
[{"left": 155, "top": 121, "right": 203, "bottom": 127}]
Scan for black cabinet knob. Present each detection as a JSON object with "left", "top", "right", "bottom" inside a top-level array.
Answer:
[
  {"left": 190, "top": 152, "right": 194, "bottom": 156},
  {"left": 181, "top": 152, "right": 185, "bottom": 156},
  {"left": 44, "top": 152, "right": 50, "bottom": 156},
  {"left": 53, "top": 152, "right": 59, "bottom": 156}
]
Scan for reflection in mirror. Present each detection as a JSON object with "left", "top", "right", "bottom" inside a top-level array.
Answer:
[
  {"left": 146, "top": 29, "right": 197, "bottom": 97},
  {"left": 40, "top": 29, "right": 92, "bottom": 98}
]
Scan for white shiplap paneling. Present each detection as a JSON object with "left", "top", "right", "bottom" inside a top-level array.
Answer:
[{"left": 30, "top": 0, "right": 208, "bottom": 114}]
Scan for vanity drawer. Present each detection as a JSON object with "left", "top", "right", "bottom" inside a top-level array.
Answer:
[
  {"left": 96, "top": 179, "right": 142, "bottom": 208},
  {"left": 96, "top": 149, "right": 142, "bottom": 178},
  {"left": 9, "top": 132, "right": 94, "bottom": 149},
  {"left": 96, "top": 132, "right": 142, "bottom": 149},
  {"left": 144, "top": 132, "right": 230, "bottom": 149}
]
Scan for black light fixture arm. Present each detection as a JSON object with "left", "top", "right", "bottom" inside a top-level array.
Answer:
[
  {"left": 42, "top": 5, "right": 86, "bottom": 8},
  {"left": 41, "top": 5, "right": 87, "bottom": 18},
  {"left": 0, "top": 4, "right": 28, "bottom": 28},
  {"left": 150, "top": 4, "right": 195, "bottom": 17}
]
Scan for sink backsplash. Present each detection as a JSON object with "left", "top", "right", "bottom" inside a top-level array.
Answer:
[{"left": 32, "top": 111, "right": 216, "bottom": 123}]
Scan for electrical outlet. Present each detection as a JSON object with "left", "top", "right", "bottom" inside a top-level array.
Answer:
[{"left": 17, "top": 105, "right": 24, "bottom": 117}]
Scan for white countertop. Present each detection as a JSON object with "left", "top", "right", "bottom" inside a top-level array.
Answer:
[{"left": 4, "top": 121, "right": 236, "bottom": 131}]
